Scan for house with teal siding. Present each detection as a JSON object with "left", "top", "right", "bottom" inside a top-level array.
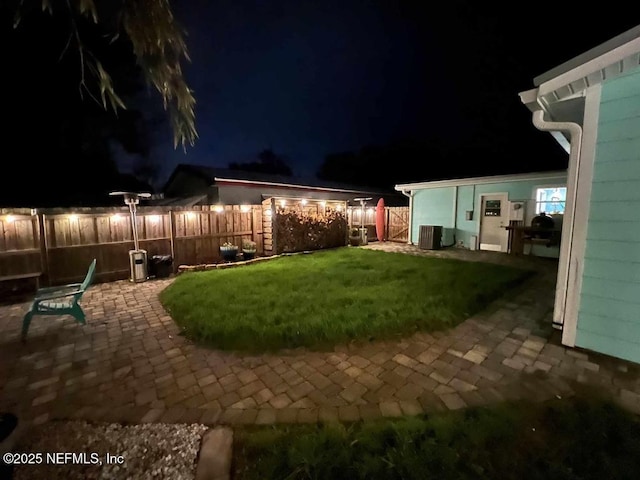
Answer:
[
  {"left": 517, "top": 25, "right": 640, "bottom": 363},
  {"left": 395, "top": 171, "right": 567, "bottom": 257}
]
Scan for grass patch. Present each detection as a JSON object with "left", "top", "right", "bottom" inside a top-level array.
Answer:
[
  {"left": 234, "top": 396, "right": 640, "bottom": 480},
  {"left": 160, "top": 248, "right": 531, "bottom": 352}
]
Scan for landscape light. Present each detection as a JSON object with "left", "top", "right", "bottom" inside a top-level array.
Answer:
[
  {"left": 111, "top": 214, "right": 122, "bottom": 221},
  {"left": 240, "top": 205, "right": 251, "bottom": 212},
  {"left": 68, "top": 214, "right": 78, "bottom": 221},
  {"left": 186, "top": 212, "right": 196, "bottom": 219},
  {"left": 320, "top": 201, "right": 326, "bottom": 208},
  {"left": 301, "top": 199, "right": 307, "bottom": 206},
  {"left": 279, "top": 200, "right": 287, "bottom": 207},
  {"left": 214, "top": 205, "right": 224, "bottom": 213},
  {"left": 5, "top": 215, "right": 15, "bottom": 223},
  {"left": 149, "top": 215, "right": 160, "bottom": 223}
]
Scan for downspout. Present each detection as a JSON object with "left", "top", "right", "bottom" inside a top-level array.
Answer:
[
  {"left": 400, "top": 189, "right": 414, "bottom": 244},
  {"left": 531, "top": 108, "right": 582, "bottom": 330},
  {"left": 450, "top": 186, "right": 458, "bottom": 247}
]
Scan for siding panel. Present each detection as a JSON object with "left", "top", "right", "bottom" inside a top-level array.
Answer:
[
  {"left": 583, "top": 239, "right": 640, "bottom": 262},
  {"left": 576, "top": 66, "right": 640, "bottom": 363},
  {"left": 592, "top": 158, "right": 640, "bottom": 182},
  {"left": 583, "top": 258, "right": 640, "bottom": 283},
  {"left": 598, "top": 96, "right": 640, "bottom": 123},
  {"left": 412, "top": 188, "right": 455, "bottom": 245},
  {"left": 600, "top": 69, "right": 640, "bottom": 101},
  {"left": 577, "top": 326, "right": 640, "bottom": 362},
  {"left": 585, "top": 221, "right": 640, "bottom": 241},
  {"left": 595, "top": 137, "right": 640, "bottom": 162},
  {"left": 588, "top": 201, "right": 640, "bottom": 221},
  {"left": 579, "top": 312, "right": 640, "bottom": 344},
  {"left": 580, "top": 276, "right": 640, "bottom": 306},
  {"left": 596, "top": 115, "right": 640, "bottom": 142}
]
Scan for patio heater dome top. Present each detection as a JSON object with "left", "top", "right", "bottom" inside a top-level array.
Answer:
[
  {"left": 109, "top": 191, "right": 152, "bottom": 205},
  {"left": 108, "top": 191, "right": 151, "bottom": 259}
]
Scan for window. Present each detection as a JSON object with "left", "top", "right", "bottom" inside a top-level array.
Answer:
[{"left": 535, "top": 187, "right": 566, "bottom": 214}]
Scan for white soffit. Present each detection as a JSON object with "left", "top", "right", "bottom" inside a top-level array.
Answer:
[
  {"left": 537, "top": 36, "right": 640, "bottom": 106},
  {"left": 395, "top": 170, "right": 567, "bottom": 191}
]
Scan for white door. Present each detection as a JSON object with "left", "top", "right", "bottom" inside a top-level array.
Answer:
[{"left": 479, "top": 193, "right": 508, "bottom": 252}]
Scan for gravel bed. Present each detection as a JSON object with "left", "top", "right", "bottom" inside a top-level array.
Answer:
[{"left": 11, "top": 420, "right": 208, "bottom": 480}]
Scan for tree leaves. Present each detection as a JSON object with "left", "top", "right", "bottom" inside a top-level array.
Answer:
[
  {"left": 120, "top": 0, "right": 197, "bottom": 149},
  {"left": 76, "top": 0, "right": 97, "bottom": 23},
  {"left": 12, "top": 0, "right": 197, "bottom": 149}
]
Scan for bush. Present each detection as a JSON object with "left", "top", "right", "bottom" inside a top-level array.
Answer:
[{"left": 274, "top": 210, "right": 347, "bottom": 253}]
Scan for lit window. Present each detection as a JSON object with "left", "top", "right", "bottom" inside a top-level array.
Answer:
[{"left": 535, "top": 187, "right": 566, "bottom": 214}]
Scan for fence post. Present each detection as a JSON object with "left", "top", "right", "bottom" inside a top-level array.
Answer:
[
  {"left": 385, "top": 207, "right": 390, "bottom": 241},
  {"left": 169, "top": 209, "right": 176, "bottom": 273},
  {"left": 271, "top": 198, "right": 277, "bottom": 255},
  {"left": 37, "top": 211, "right": 51, "bottom": 286}
]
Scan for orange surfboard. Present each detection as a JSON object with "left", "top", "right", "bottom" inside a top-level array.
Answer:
[{"left": 376, "top": 198, "right": 385, "bottom": 242}]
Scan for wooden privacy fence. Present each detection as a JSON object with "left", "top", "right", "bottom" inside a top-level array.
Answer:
[
  {"left": 0, "top": 205, "right": 263, "bottom": 286},
  {"left": 347, "top": 206, "right": 409, "bottom": 243}
]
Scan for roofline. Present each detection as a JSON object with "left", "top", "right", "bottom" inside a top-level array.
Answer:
[
  {"left": 521, "top": 25, "right": 640, "bottom": 111},
  {"left": 214, "top": 177, "right": 385, "bottom": 194},
  {"left": 534, "top": 25, "right": 640, "bottom": 86},
  {"left": 394, "top": 170, "right": 567, "bottom": 191}
]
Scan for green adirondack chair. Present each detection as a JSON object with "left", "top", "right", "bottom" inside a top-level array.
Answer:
[{"left": 22, "top": 259, "right": 97, "bottom": 341}]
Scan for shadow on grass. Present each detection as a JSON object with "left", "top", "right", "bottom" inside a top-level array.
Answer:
[{"left": 234, "top": 392, "right": 640, "bottom": 480}]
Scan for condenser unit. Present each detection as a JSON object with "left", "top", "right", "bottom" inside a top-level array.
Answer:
[{"left": 418, "top": 225, "right": 442, "bottom": 250}]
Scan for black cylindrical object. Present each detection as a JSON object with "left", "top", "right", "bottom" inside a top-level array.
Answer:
[{"left": 149, "top": 255, "right": 173, "bottom": 278}]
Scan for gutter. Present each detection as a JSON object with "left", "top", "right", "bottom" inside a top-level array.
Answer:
[
  {"left": 400, "top": 189, "right": 415, "bottom": 244},
  {"left": 531, "top": 107, "right": 583, "bottom": 330}
]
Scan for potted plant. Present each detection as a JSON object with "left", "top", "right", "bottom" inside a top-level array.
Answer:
[
  {"left": 242, "top": 239, "right": 257, "bottom": 260},
  {"left": 349, "top": 227, "right": 361, "bottom": 246},
  {"left": 220, "top": 242, "right": 238, "bottom": 262}
]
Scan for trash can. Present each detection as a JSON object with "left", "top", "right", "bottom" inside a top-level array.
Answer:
[{"left": 149, "top": 255, "right": 173, "bottom": 278}]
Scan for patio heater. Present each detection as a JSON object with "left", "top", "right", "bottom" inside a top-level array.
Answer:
[
  {"left": 353, "top": 197, "right": 372, "bottom": 245},
  {"left": 109, "top": 191, "right": 151, "bottom": 282}
]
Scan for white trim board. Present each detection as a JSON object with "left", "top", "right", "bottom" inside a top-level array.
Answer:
[{"left": 561, "top": 84, "right": 601, "bottom": 347}]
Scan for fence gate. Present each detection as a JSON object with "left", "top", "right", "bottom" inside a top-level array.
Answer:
[{"left": 385, "top": 207, "right": 409, "bottom": 242}]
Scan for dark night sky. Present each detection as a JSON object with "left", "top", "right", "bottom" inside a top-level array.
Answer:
[{"left": 127, "top": 1, "right": 639, "bottom": 185}]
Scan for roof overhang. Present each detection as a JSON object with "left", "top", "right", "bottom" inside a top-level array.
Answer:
[
  {"left": 519, "top": 25, "right": 640, "bottom": 148},
  {"left": 395, "top": 170, "right": 567, "bottom": 192}
]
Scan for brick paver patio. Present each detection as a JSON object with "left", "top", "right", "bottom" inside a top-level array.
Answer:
[{"left": 2, "top": 243, "right": 640, "bottom": 429}]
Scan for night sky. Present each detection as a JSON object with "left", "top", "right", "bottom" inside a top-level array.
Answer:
[{"left": 132, "top": 1, "right": 638, "bottom": 184}]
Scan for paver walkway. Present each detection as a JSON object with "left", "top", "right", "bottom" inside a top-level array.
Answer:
[{"left": 1, "top": 243, "right": 640, "bottom": 429}]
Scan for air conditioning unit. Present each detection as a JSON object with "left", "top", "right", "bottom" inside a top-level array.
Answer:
[{"left": 418, "top": 225, "right": 442, "bottom": 250}]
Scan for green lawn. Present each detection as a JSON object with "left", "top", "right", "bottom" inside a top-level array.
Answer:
[
  {"left": 233, "top": 396, "right": 640, "bottom": 480},
  {"left": 160, "top": 248, "right": 532, "bottom": 352}
]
